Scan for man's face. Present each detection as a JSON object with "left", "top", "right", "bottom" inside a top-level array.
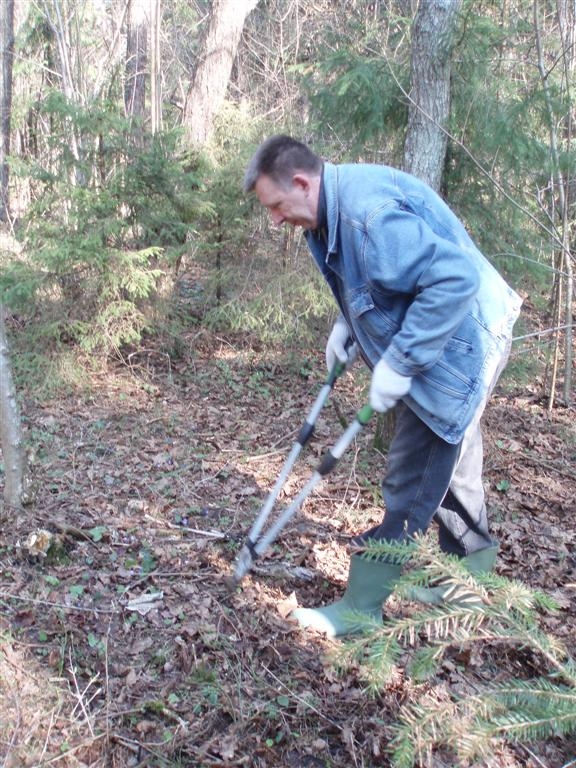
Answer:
[{"left": 254, "top": 173, "right": 319, "bottom": 229}]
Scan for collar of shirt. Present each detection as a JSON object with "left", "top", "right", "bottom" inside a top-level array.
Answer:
[{"left": 309, "top": 164, "right": 327, "bottom": 240}]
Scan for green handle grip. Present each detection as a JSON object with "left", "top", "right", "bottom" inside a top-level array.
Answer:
[
  {"left": 357, "top": 403, "right": 374, "bottom": 425},
  {"left": 326, "top": 338, "right": 355, "bottom": 386}
]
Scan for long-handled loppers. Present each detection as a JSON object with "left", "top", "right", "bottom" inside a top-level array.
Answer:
[{"left": 230, "top": 360, "right": 374, "bottom": 586}]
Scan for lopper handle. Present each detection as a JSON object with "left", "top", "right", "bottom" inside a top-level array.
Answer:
[
  {"left": 231, "top": 352, "right": 360, "bottom": 586},
  {"left": 297, "top": 346, "right": 352, "bottom": 447},
  {"left": 239, "top": 403, "right": 375, "bottom": 576},
  {"left": 245, "top": 354, "right": 350, "bottom": 545}
]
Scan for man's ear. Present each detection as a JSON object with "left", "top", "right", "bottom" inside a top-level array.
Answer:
[{"left": 292, "top": 173, "right": 311, "bottom": 192}]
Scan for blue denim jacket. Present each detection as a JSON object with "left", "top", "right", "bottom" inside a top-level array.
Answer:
[{"left": 306, "top": 162, "right": 522, "bottom": 444}]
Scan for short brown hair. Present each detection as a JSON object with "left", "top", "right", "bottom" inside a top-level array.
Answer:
[{"left": 243, "top": 135, "right": 322, "bottom": 192}]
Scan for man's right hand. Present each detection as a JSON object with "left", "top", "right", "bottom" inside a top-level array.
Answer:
[{"left": 325, "top": 317, "right": 358, "bottom": 372}]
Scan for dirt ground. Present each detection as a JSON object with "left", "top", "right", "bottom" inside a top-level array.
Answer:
[{"left": 1, "top": 331, "right": 575, "bottom": 767}]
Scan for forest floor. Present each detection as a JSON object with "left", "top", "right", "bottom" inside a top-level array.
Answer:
[{"left": 1, "top": 328, "right": 575, "bottom": 768}]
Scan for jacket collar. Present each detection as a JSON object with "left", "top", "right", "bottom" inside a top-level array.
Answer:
[{"left": 321, "top": 163, "right": 339, "bottom": 253}]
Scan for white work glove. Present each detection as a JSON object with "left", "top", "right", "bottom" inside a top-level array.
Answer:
[
  {"left": 325, "top": 318, "right": 358, "bottom": 373},
  {"left": 369, "top": 359, "right": 412, "bottom": 412}
]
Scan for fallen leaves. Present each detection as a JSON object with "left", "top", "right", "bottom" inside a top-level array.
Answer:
[{"left": 1, "top": 352, "right": 575, "bottom": 767}]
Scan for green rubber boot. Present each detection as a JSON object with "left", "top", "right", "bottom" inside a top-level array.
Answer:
[
  {"left": 409, "top": 544, "right": 498, "bottom": 606},
  {"left": 291, "top": 554, "right": 402, "bottom": 638}
]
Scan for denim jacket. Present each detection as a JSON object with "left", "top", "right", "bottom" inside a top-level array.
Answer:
[{"left": 305, "top": 162, "right": 522, "bottom": 444}]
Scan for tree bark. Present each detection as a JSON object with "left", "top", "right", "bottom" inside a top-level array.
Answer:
[
  {"left": 376, "top": 1, "right": 461, "bottom": 455},
  {"left": 0, "top": 307, "right": 26, "bottom": 511},
  {"left": 125, "top": 0, "right": 149, "bottom": 121},
  {"left": 150, "top": 0, "right": 162, "bottom": 133},
  {"left": 0, "top": 0, "right": 15, "bottom": 222},
  {"left": 534, "top": 0, "right": 573, "bottom": 407},
  {"left": 403, "top": 0, "right": 462, "bottom": 192},
  {"left": 183, "top": 0, "right": 257, "bottom": 146}
]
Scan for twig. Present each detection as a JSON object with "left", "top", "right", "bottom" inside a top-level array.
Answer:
[
  {"left": 108, "top": 732, "right": 141, "bottom": 753},
  {"left": 494, "top": 449, "right": 576, "bottom": 481},
  {"left": 68, "top": 648, "right": 100, "bottom": 736},
  {"left": 39, "top": 706, "right": 57, "bottom": 764},
  {"left": 40, "top": 733, "right": 107, "bottom": 764},
  {"left": 521, "top": 452, "right": 576, "bottom": 480},
  {"left": 144, "top": 515, "right": 227, "bottom": 538},
  {"left": 2, "top": 673, "right": 23, "bottom": 764},
  {"left": 249, "top": 562, "right": 316, "bottom": 581},
  {"left": 517, "top": 743, "right": 550, "bottom": 768},
  {"left": 0, "top": 589, "right": 119, "bottom": 614},
  {"left": 103, "top": 616, "right": 112, "bottom": 754},
  {"left": 50, "top": 519, "right": 99, "bottom": 547}
]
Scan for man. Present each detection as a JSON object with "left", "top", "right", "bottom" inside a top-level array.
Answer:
[{"left": 243, "top": 135, "right": 522, "bottom": 638}]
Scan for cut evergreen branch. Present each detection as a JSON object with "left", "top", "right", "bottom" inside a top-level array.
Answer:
[
  {"left": 394, "top": 679, "right": 576, "bottom": 765},
  {"left": 335, "top": 537, "right": 576, "bottom": 766}
]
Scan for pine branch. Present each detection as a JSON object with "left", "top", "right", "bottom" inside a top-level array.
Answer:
[
  {"left": 455, "top": 684, "right": 576, "bottom": 759},
  {"left": 392, "top": 677, "right": 576, "bottom": 765},
  {"left": 337, "top": 537, "right": 576, "bottom": 766}
]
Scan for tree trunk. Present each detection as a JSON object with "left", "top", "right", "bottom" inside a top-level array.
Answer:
[
  {"left": 125, "top": 0, "right": 149, "bottom": 122},
  {"left": 39, "top": 0, "right": 84, "bottom": 183},
  {"left": 183, "top": 0, "right": 257, "bottom": 146},
  {"left": 0, "top": 0, "right": 15, "bottom": 222},
  {"left": 557, "top": 0, "right": 576, "bottom": 73},
  {"left": 533, "top": 0, "right": 573, "bottom": 407},
  {"left": 376, "top": 1, "right": 462, "bottom": 454},
  {"left": 403, "top": 0, "right": 462, "bottom": 192},
  {"left": 150, "top": 0, "right": 162, "bottom": 133},
  {"left": 0, "top": 306, "right": 26, "bottom": 511}
]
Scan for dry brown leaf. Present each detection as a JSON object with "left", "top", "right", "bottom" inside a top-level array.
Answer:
[{"left": 276, "top": 591, "right": 298, "bottom": 618}]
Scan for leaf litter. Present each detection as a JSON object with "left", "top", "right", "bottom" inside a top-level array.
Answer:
[{"left": 0, "top": 333, "right": 575, "bottom": 767}]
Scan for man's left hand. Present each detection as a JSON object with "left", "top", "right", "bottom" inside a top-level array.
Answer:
[{"left": 369, "top": 359, "right": 412, "bottom": 412}]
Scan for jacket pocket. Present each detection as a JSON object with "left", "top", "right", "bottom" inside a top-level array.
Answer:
[
  {"left": 348, "top": 287, "right": 400, "bottom": 345},
  {"left": 419, "top": 333, "right": 482, "bottom": 399}
]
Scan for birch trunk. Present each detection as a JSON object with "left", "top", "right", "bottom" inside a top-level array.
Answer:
[
  {"left": 0, "top": 0, "right": 14, "bottom": 222},
  {"left": 0, "top": 307, "right": 26, "bottom": 510}
]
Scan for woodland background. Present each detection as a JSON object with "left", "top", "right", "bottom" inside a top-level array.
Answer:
[{"left": 0, "top": 1, "right": 575, "bottom": 767}]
